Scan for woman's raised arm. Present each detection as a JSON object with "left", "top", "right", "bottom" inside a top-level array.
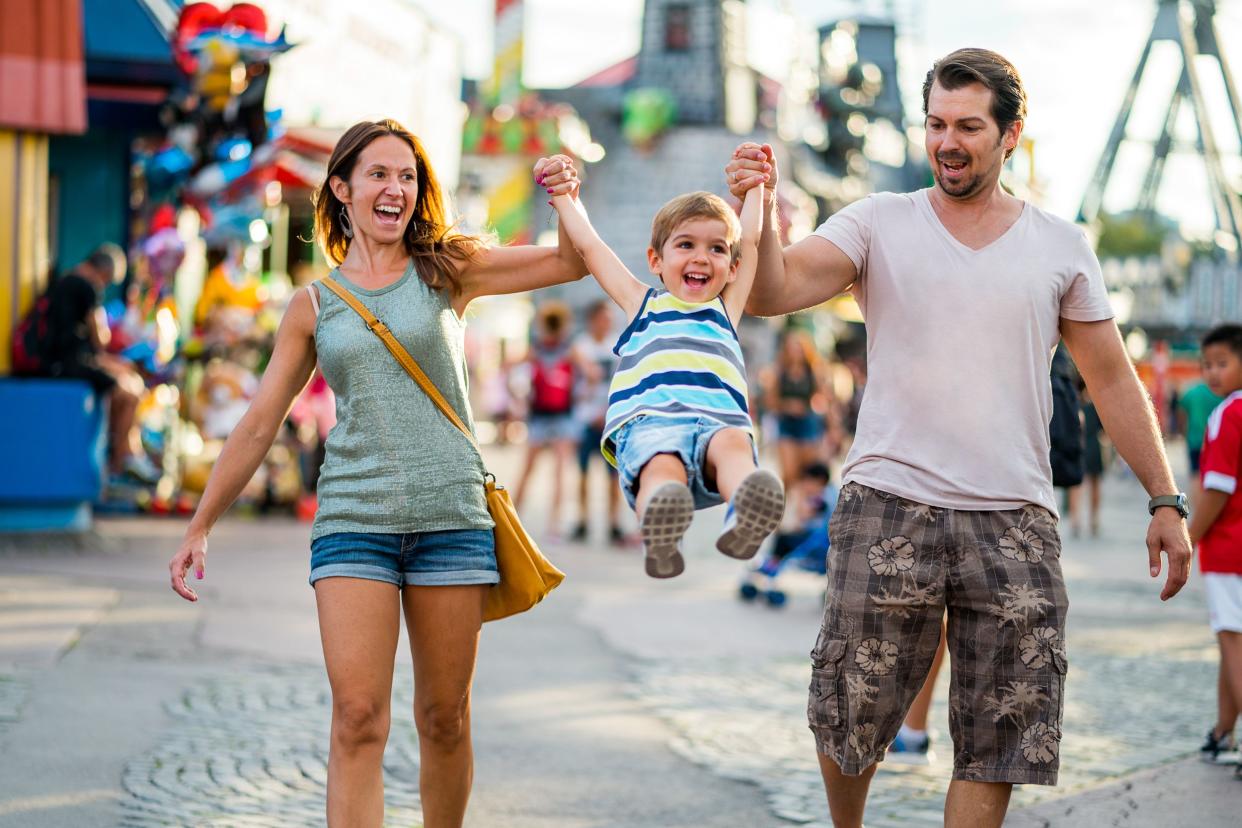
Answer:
[{"left": 452, "top": 155, "right": 588, "bottom": 313}]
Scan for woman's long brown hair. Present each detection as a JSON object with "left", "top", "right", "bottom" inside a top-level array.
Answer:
[{"left": 312, "top": 119, "right": 480, "bottom": 294}]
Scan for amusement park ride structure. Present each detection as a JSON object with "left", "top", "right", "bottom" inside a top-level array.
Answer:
[{"left": 1080, "top": 0, "right": 1242, "bottom": 254}]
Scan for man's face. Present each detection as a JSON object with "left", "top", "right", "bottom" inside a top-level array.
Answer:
[
  {"left": 924, "top": 80, "right": 1020, "bottom": 200},
  {"left": 1202, "top": 342, "right": 1242, "bottom": 397}
]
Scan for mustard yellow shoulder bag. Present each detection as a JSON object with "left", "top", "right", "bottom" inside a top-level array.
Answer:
[{"left": 320, "top": 277, "right": 564, "bottom": 622}]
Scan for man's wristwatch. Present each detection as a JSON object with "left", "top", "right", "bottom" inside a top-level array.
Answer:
[{"left": 1148, "top": 493, "right": 1190, "bottom": 518}]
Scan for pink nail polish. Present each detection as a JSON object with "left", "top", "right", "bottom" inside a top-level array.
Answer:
[{"left": 546, "top": 188, "right": 553, "bottom": 194}]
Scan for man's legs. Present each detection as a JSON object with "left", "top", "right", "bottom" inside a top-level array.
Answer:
[
  {"left": 87, "top": 354, "right": 145, "bottom": 473},
  {"left": 807, "top": 484, "right": 949, "bottom": 826},
  {"left": 944, "top": 781, "right": 1012, "bottom": 828},
  {"left": 944, "top": 504, "right": 1069, "bottom": 823},
  {"left": 817, "top": 755, "right": 876, "bottom": 828}
]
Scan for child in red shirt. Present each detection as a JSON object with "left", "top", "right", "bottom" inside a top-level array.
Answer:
[{"left": 1190, "top": 323, "right": 1242, "bottom": 772}]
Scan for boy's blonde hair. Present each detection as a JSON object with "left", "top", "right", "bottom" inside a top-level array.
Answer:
[{"left": 650, "top": 191, "right": 743, "bottom": 263}]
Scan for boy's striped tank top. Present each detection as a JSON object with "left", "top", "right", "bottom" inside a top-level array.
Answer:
[{"left": 601, "top": 288, "right": 752, "bottom": 466}]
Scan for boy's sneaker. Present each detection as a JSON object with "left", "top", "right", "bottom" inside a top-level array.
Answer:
[
  {"left": 716, "top": 469, "right": 784, "bottom": 560},
  {"left": 641, "top": 482, "right": 693, "bottom": 578},
  {"left": 887, "top": 728, "right": 933, "bottom": 765},
  {"left": 1200, "top": 727, "right": 1237, "bottom": 763}
]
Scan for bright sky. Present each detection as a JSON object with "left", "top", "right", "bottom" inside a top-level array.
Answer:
[{"left": 409, "top": 0, "right": 1242, "bottom": 237}]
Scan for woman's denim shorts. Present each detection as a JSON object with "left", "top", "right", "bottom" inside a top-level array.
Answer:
[
  {"left": 777, "top": 413, "right": 824, "bottom": 443},
  {"left": 309, "top": 529, "right": 499, "bottom": 588}
]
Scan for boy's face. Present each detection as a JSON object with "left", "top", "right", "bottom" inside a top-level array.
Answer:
[
  {"left": 1202, "top": 343, "right": 1242, "bottom": 397},
  {"left": 647, "top": 217, "right": 738, "bottom": 303}
]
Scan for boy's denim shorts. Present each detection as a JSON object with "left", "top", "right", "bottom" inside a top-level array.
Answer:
[
  {"left": 309, "top": 529, "right": 499, "bottom": 588},
  {"left": 613, "top": 414, "right": 756, "bottom": 510}
]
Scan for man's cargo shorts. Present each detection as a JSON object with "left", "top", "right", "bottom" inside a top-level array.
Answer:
[{"left": 808, "top": 482, "right": 1068, "bottom": 785}]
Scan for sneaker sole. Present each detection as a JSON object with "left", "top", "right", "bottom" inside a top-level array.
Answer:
[
  {"left": 716, "top": 470, "right": 784, "bottom": 560},
  {"left": 641, "top": 483, "right": 693, "bottom": 578}
]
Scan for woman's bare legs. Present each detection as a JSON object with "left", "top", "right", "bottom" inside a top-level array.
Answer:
[
  {"left": 403, "top": 584, "right": 488, "bottom": 828},
  {"left": 316, "top": 578, "right": 402, "bottom": 827}
]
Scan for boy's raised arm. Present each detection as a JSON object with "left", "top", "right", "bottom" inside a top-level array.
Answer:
[
  {"left": 722, "top": 182, "right": 765, "bottom": 325},
  {"left": 546, "top": 189, "right": 648, "bottom": 318}
]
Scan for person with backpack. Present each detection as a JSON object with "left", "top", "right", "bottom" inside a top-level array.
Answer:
[
  {"left": 14, "top": 245, "right": 160, "bottom": 483},
  {"left": 513, "top": 301, "right": 577, "bottom": 538}
]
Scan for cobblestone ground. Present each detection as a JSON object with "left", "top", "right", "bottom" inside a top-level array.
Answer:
[
  {"left": 118, "top": 667, "right": 423, "bottom": 828},
  {"left": 619, "top": 461, "right": 1217, "bottom": 826},
  {"left": 630, "top": 578, "right": 1215, "bottom": 827}
]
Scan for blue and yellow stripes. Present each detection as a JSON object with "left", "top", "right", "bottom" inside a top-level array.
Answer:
[{"left": 602, "top": 289, "right": 752, "bottom": 466}]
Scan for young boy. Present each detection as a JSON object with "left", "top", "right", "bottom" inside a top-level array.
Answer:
[
  {"left": 539, "top": 162, "right": 783, "bottom": 578},
  {"left": 1190, "top": 323, "right": 1242, "bottom": 774}
]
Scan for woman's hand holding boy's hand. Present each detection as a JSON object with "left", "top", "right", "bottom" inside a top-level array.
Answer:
[{"left": 533, "top": 155, "right": 581, "bottom": 203}]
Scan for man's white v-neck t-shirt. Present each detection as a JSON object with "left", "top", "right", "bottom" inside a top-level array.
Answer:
[{"left": 813, "top": 188, "right": 1114, "bottom": 514}]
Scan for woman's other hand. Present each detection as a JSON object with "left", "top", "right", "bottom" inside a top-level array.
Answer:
[{"left": 169, "top": 530, "right": 208, "bottom": 602}]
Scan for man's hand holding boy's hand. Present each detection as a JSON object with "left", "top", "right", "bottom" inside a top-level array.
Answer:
[{"left": 726, "top": 143, "right": 776, "bottom": 206}]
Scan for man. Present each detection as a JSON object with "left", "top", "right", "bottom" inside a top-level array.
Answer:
[
  {"left": 41, "top": 245, "right": 160, "bottom": 482},
  {"left": 726, "top": 48, "right": 1192, "bottom": 827}
]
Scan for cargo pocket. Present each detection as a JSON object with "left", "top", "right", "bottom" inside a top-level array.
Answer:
[
  {"left": 1049, "top": 649, "right": 1068, "bottom": 731},
  {"left": 808, "top": 637, "right": 848, "bottom": 729}
]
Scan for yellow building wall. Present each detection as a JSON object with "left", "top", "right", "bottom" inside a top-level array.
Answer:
[{"left": 0, "top": 129, "right": 51, "bottom": 375}]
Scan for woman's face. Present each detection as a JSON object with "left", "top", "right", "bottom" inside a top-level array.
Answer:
[{"left": 335, "top": 135, "right": 419, "bottom": 246}]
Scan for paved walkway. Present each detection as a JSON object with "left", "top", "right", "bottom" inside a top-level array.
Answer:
[{"left": 0, "top": 444, "right": 1236, "bottom": 826}]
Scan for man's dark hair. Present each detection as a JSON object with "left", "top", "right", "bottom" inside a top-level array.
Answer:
[
  {"left": 922, "top": 48, "right": 1027, "bottom": 159},
  {"left": 1203, "top": 323, "right": 1242, "bottom": 359}
]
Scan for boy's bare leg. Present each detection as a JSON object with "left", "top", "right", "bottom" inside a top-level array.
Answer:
[
  {"left": 1216, "top": 662, "right": 1239, "bottom": 743},
  {"left": 635, "top": 454, "right": 688, "bottom": 517},
  {"left": 704, "top": 427, "right": 757, "bottom": 501},
  {"left": 708, "top": 428, "right": 784, "bottom": 560},
  {"left": 1218, "top": 632, "right": 1242, "bottom": 733},
  {"left": 818, "top": 753, "right": 875, "bottom": 828}
]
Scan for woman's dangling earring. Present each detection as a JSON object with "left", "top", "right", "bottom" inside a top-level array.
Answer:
[{"left": 339, "top": 205, "right": 354, "bottom": 239}]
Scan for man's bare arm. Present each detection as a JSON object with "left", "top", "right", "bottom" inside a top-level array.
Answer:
[
  {"left": 724, "top": 144, "right": 856, "bottom": 316},
  {"left": 1061, "top": 318, "right": 1191, "bottom": 600}
]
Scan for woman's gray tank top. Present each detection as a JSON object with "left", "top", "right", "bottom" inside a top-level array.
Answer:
[{"left": 311, "top": 261, "right": 492, "bottom": 539}]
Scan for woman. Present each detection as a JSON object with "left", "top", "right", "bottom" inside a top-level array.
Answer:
[
  {"left": 764, "top": 330, "right": 829, "bottom": 494},
  {"left": 168, "top": 119, "right": 586, "bottom": 827}
]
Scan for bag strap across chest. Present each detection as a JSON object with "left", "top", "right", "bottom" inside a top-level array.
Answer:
[{"left": 319, "top": 276, "right": 484, "bottom": 461}]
